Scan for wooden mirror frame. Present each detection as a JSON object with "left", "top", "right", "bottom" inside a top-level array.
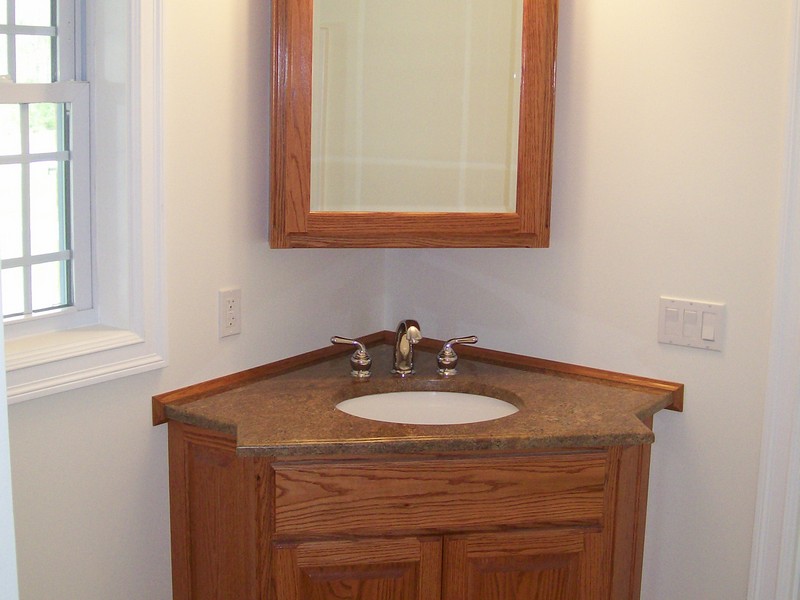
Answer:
[{"left": 270, "top": 0, "right": 559, "bottom": 248}]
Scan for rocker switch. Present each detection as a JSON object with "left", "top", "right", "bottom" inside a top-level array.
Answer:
[
  {"left": 664, "top": 307, "right": 680, "bottom": 335},
  {"left": 701, "top": 312, "right": 716, "bottom": 341},
  {"left": 682, "top": 310, "right": 699, "bottom": 337}
]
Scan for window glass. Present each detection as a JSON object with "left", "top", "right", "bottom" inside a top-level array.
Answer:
[
  {"left": 31, "top": 260, "right": 68, "bottom": 312},
  {"left": 16, "top": 35, "right": 53, "bottom": 83},
  {"left": 0, "top": 104, "right": 20, "bottom": 155},
  {"left": 28, "top": 103, "right": 60, "bottom": 154},
  {"left": 14, "top": 0, "right": 52, "bottom": 27},
  {"left": 0, "top": 34, "right": 8, "bottom": 76},
  {"left": 30, "top": 161, "right": 66, "bottom": 255},
  {"left": 1, "top": 267, "right": 24, "bottom": 316},
  {"left": 0, "top": 164, "right": 23, "bottom": 260}
]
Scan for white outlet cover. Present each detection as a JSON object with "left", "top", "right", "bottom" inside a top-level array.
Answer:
[{"left": 219, "top": 288, "right": 242, "bottom": 338}]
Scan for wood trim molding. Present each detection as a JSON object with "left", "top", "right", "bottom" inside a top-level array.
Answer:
[
  {"left": 269, "top": 0, "right": 558, "bottom": 248},
  {"left": 153, "top": 330, "right": 683, "bottom": 425}
]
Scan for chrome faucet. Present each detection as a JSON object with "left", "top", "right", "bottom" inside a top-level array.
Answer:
[{"left": 392, "top": 319, "right": 422, "bottom": 376}]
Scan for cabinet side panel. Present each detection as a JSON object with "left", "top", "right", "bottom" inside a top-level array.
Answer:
[
  {"left": 256, "top": 457, "right": 274, "bottom": 599},
  {"left": 611, "top": 439, "right": 653, "bottom": 599},
  {"left": 168, "top": 422, "right": 260, "bottom": 600},
  {"left": 168, "top": 421, "right": 192, "bottom": 599},
  {"left": 579, "top": 445, "right": 621, "bottom": 600}
]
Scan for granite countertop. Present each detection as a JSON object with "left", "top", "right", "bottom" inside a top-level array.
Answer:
[{"left": 163, "top": 344, "right": 677, "bottom": 457}]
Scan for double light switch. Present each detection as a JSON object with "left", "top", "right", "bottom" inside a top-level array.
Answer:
[{"left": 658, "top": 297, "right": 725, "bottom": 351}]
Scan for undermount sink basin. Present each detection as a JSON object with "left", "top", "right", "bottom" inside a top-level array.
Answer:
[{"left": 335, "top": 391, "right": 519, "bottom": 425}]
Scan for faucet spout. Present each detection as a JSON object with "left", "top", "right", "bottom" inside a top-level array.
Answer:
[{"left": 392, "top": 319, "right": 422, "bottom": 376}]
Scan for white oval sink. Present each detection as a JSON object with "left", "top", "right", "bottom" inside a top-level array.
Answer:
[{"left": 335, "top": 391, "right": 518, "bottom": 425}]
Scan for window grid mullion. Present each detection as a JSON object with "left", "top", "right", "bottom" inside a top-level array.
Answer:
[
  {"left": 0, "top": 151, "right": 71, "bottom": 165},
  {"left": 60, "top": 103, "right": 73, "bottom": 306},
  {"left": 51, "top": 1, "right": 58, "bottom": 83},
  {"left": 0, "top": 25, "right": 57, "bottom": 36},
  {"left": 19, "top": 102, "right": 33, "bottom": 315},
  {"left": 2, "top": 250, "right": 72, "bottom": 269},
  {"left": 6, "top": 0, "right": 16, "bottom": 83},
  {"left": 55, "top": 0, "right": 76, "bottom": 81}
]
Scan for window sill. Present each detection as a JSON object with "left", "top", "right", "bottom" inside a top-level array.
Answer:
[{"left": 5, "top": 325, "right": 166, "bottom": 403}]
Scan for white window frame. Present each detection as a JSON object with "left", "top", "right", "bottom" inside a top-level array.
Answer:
[
  {"left": 748, "top": 0, "right": 800, "bottom": 594},
  {"left": 3, "top": 0, "right": 166, "bottom": 403},
  {"left": 1, "top": 0, "right": 90, "bottom": 324},
  {"left": 0, "top": 82, "right": 92, "bottom": 326}
]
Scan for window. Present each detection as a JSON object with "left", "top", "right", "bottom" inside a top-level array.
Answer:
[
  {"left": 1, "top": 0, "right": 91, "bottom": 326},
  {"left": 1, "top": 0, "right": 166, "bottom": 402}
]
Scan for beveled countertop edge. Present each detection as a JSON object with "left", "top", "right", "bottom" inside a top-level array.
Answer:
[
  {"left": 236, "top": 430, "right": 657, "bottom": 457},
  {"left": 152, "top": 330, "right": 684, "bottom": 426}
]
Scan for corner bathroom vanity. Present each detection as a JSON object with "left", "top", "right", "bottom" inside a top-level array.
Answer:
[{"left": 154, "top": 332, "right": 682, "bottom": 599}]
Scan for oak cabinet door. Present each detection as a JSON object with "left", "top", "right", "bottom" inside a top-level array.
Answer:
[
  {"left": 272, "top": 536, "right": 442, "bottom": 600},
  {"left": 442, "top": 529, "right": 599, "bottom": 600}
]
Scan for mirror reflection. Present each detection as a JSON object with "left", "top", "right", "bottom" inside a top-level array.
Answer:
[{"left": 310, "top": 0, "right": 524, "bottom": 213}]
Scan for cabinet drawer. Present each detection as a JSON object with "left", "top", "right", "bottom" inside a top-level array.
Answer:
[{"left": 273, "top": 452, "right": 608, "bottom": 537}]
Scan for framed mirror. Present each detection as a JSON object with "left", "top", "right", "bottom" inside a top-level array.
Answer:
[{"left": 270, "top": 0, "right": 559, "bottom": 248}]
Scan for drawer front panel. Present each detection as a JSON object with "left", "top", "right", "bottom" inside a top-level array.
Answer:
[{"left": 273, "top": 452, "right": 608, "bottom": 537}]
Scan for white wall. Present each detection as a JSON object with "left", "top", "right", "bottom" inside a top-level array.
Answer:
[
  {"left": 5, "top": 0, "right": 795, "bottom": 599},
  {"left": 0, "top": 314, "right": 20, "bottom": 599},
  {"left": 6, "top": 0, "right": 384, "bottom": 598},
  {"left": 386, "top": 1, "right": 794, "bottom": 599}
]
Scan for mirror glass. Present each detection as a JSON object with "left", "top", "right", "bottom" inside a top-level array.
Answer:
[{"left": 310, "top": 0, "right": 524, "bottom": 213}]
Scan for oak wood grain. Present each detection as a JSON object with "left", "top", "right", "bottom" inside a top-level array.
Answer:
[
  {"left": 442, "top": 530, "right": 585, "bottom": 600},
  {"left": 273, "top": 452, "right": 607, "bottom": 537},
  {"left": 610, "top": 418, "right": 653, "bottom": 599},
  {"left": 167, "top": 420, "right": 654, "bottom": 600},
  {"left": 272, "top": 537, "right": 442, "bottom": 600},
  {"left": 270, "top": 0, "right": 312, "bottom": 247},
  {"left": 269, "top": 0, "right": 559, "bottom": 248},
  {"left": 168, "top": 422, "right": 267, "bottom": 600}
]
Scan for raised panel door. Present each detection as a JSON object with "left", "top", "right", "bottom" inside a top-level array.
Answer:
[
  {"left": 442, "top": 529, "right": 601, "bottom": 600},
  {"left": 272, "top": 536, "right": 442, "bottom": 600}
]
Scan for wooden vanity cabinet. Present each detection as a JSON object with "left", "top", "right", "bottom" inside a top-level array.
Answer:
[{"left": 168, "top": 420, "right": 652, "bottom": 599}]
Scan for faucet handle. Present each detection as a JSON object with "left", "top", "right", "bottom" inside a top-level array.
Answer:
[
  {"left": 331, "top": 336, "right": 372, "bottom": 379},
  {"left": 437, "top": 336, "right": 478, "bottom": 376}
]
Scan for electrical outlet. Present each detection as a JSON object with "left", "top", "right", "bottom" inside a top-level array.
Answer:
[{"left": 219, "top": 288, "right": 242, "bottom": 338}]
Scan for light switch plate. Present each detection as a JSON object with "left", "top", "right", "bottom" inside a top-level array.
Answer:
[{"left": 658, "top": 297, "right": 725, "bottom": 351}]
